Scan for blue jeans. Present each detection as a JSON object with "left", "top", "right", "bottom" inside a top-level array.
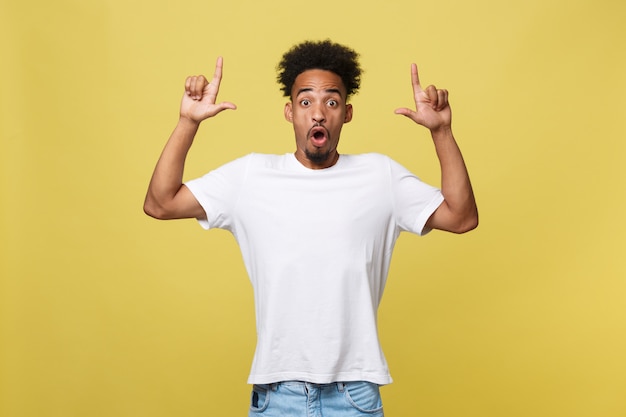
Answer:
[{"left": 248, "top": 381, "right": 384, "bottom": 416}]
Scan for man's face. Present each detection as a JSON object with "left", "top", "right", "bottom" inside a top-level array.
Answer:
[{"left": 284, "top": 69, "right": 353, "bottom": 169}]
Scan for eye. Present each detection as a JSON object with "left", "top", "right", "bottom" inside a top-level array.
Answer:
[
  {"left": 327, "top": 99, "right": 338, "bottom": 107},
  {"left": 300, "top": 99, "right": 310, "bottom": 106}
]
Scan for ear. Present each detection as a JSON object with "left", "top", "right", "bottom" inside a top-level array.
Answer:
[
  {"left": 344, "top": 104, "right": 353, "bottom": 123},
  {"left": 284, "top": 102, "right": 293, "bottom": 122}
]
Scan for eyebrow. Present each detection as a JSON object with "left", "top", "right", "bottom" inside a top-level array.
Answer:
[{"left": 295, "top": 88, "right": 343, "bottom": 98}]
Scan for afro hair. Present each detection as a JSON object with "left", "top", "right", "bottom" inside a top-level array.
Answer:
[{"left": 277, "top": 40, "right": 362, "bottom": 100}]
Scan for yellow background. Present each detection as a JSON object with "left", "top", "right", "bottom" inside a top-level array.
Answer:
[{"left": 2, "top": 0, "right": 625, "bottom": 416}]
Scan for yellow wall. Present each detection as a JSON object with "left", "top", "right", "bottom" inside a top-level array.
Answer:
[{"left": 2, "top": 0, "right": 625, "bottom": 416}]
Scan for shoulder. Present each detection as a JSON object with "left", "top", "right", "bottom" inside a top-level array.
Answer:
[
  {"left": 215, "top": 153, "right": 283, "bottom": 171},
  {"left": 244, "top": 153, "right": 296, "bottom": 172},
  {"left": 340, "top": 153, "right": 405, "bottom": 175},
  {"left": 340, "top": 152, "right": 393, "bottom": 167}
]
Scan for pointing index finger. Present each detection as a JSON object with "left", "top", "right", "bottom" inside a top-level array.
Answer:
[
  {"left": 411, "top": 63, "right": 423, "bottom": 91},
  {"left": 213, "top": 56, "right": 224, "bottom": 82}
]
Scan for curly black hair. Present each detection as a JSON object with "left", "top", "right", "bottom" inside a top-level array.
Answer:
[{"left": 277, "top": 40, "right": 362, "bottom": 99}]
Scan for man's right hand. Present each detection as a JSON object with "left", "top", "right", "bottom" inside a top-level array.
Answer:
[{"left": 180, "top": 56, "right": 237, "bottom": 123}]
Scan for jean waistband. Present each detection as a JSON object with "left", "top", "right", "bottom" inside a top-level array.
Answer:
[{"left": 263, "top": 381, "right": 348, "bottom": 392}]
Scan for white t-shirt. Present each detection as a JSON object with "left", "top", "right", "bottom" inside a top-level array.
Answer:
[{"left": 185, "top": 153, "right": 444, "bottom": 385}]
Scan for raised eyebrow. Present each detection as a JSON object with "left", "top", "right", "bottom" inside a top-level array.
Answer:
[
  {"left": 325, "top": 88, "right": 342, "bottom": 96},
  {"left": 295, "top": 88, "right": 344, "bottom": 98},
  {"left": 295, "top": 88, "right": 313, "bottom": 98}
]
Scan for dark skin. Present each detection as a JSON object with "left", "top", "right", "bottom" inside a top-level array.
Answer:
[
  {"left": 283, "top": 69, "right": 352, "bottom": 170},
  {"left": 144, "top": 58, "right": 478, "bottom": 234}
]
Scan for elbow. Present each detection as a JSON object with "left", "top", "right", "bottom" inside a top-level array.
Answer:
[
  {"left": 453, "top": 211, "right": 479, "bottom": 234},
  {"left": 143, "top": 197, "right": 168, "bottom": 220},
  {"left": 459, "top": 217, "right": 479, "bottom": 234}
]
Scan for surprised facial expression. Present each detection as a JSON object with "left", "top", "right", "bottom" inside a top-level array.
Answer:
[{"left": 284, "top": 69, "right": 353, "bottom": 169}]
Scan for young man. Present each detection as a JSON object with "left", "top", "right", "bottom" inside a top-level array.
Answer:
[{"left": 144, "top": 40, "right": 478, "bottom": 416}]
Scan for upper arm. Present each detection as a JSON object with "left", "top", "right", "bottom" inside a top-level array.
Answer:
[
  {"left": 172, "top": 184, "right": 207, "bottom": 220},
  {"left": 425, "top": 199, "right": 478, "bottom": 234},
  {"left": 144, "top": 184, "right": 206, "bottom": 221}
]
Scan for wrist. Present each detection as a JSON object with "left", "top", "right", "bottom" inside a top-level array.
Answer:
[
  {"left": 430, "top": 124, "right": 453, "bottom": 140},
  {"left": 178, "top": 115, "right": 201, "bottom": 129}
]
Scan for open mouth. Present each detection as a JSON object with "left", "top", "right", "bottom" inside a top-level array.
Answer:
[{"left": 309, "top": 126, "right": 329, "bottom": 147}]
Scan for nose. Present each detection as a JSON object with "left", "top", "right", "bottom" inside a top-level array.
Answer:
[{"left": 312, "top": 103, "right": 326, "bottom": 124}]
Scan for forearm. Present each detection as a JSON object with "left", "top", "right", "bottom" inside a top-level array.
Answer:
[
  {"left": 431, "top": 127, "right": 478, "bottom": 231},
  {"left": 144, "top": 117, "right": 199, "bottom": 216}
]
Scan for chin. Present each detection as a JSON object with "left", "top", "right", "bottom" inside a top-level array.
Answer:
[{"left": 305, "top": 149, "right": 332, "bottom": 164}]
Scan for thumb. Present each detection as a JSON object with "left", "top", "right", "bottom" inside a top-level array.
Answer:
[
  {"left": 211, "top": 101, "right": 237, "bottom": 116},
  {"left": 394, "top": 107, "right": 416, "bottom": 119},
  {"left": 218, "top": 101, "right": 237, "bottom": 111}
]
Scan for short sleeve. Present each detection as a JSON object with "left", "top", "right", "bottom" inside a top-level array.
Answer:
[
  {"left": 184, "top": 154, "right": 252, "bottom": 230},
  {"left": 387, "top": 157, "right": 444, "bottom": 236}
]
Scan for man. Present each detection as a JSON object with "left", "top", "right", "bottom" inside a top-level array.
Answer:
[{"left": 144, "top": 40, "right": 477, "bottom": 416}]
